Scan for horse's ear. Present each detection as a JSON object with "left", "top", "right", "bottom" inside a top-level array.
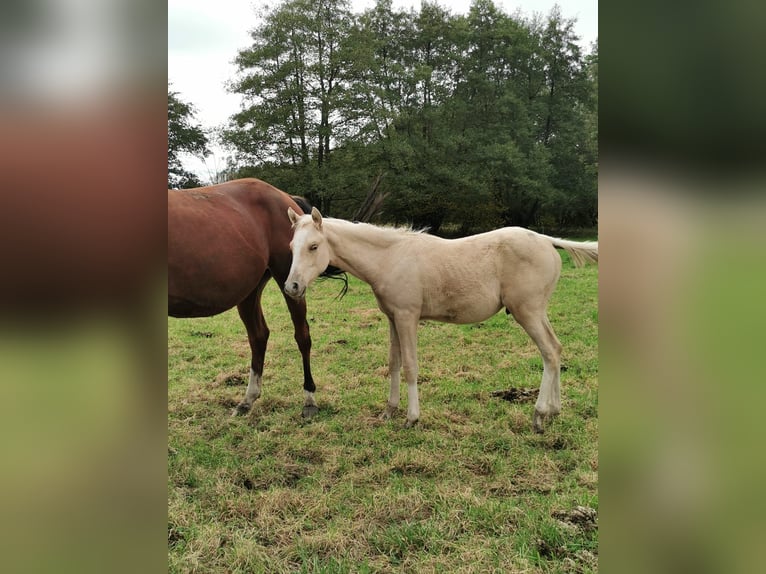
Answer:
[
  {"left": 311, "top": 207, "right": 323, "bottom": 230},
  {"left": 287, "top": 207, "right": 299, "bottom": 226}
]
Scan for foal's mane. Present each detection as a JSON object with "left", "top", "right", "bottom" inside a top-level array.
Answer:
[{"left": 330, "top": 217, "right": 428, "bottom": 239}]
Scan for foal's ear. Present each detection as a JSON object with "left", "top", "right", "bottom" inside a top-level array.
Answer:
[
  {"left": 287, "top": 207, "right": 300, "bottom": 226},
  {"left": 311, "top": 206, "right": 323, "bottom": 230}
]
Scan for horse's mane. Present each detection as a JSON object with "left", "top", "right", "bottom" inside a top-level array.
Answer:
[
  {"left": 290, "top": 195, "right": 313, "bottom": 215},
  {"left": 335, "top": 218, "right": 429, "bottom": 238}
]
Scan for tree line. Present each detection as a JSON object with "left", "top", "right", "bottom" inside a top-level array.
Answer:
[
  {"left": 168, "top": 88, "right": 209, "bottom": 189},
  {"left": 170, "top": 0, "right": 597, "bottom": 235}
]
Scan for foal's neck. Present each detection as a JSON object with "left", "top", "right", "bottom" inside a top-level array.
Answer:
[{"left": 324, "top": 220, "right": 404, "bottom": 286}]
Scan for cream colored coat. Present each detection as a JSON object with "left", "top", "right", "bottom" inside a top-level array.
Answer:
[{"left": 286, "top": 207, "right": 597, "bottom": 431}]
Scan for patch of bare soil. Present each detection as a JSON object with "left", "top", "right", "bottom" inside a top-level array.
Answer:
[
  {"left": 552, "top": 505, "right": 598, "bottom": 532},
  {"left": 190, "top": 330, "right": 214, "bottom": 338},
  {"left": 168, "top": 524, "right": 186, "bottom": 547},
  {"left": 213, "top": 371, "right": 247, "bottom": 386},
  {"left": 490, "top": 388, "right": 538, "bottom": 403},
  {"left": 218, "top": 397, "right": 239, "bottom": 409},
  {"left": 536, "top": 506, "right": 598, "bottom": 570}
]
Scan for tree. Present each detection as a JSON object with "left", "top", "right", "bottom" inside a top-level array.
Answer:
[
  {"left": 534, "top": 9, "right": 596, "bottom": 228},
  {"left": 224, "top": 0, "right": 354, "bottom": 211},
  {"left": 223, "top": 0, "right": 597, "bottom": 233},
  {"left": 168, "top": 88, "right": 209, "bottom": 189}
]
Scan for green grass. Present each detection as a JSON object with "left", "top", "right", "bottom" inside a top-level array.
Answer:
[{"left": 168, "top": 253, "right": 598, "bottom": 573}]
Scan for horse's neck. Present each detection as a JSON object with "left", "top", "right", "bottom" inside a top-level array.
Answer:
[{"left": 325, "top": 220, "right": 403, "bottom": 286}]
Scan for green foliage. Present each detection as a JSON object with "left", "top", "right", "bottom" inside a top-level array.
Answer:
[
  {"left": 168, "top": 87, "right": 209, "bottom": 189},
  {"left": 224, "top": 0, "right": 597, "bottom": 233}
]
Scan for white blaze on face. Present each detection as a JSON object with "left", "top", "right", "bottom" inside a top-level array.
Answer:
[
  {"left": 286, "top": 224, "right": 311, "bottom": 298},
  {"left": 285, "top": 207, "right": 329, "bottom": 299}
]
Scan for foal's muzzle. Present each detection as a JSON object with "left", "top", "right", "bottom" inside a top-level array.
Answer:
[{"left": 284, "top": 281, "right": 305, "bottom": 300}]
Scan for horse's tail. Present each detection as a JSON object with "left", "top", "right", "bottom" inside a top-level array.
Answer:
[
  {"left": 542, "top": 235, "right": 599, "bottom": 268},
  {"left": 290, "top": 195, "right": 349, "bottom": 296}
]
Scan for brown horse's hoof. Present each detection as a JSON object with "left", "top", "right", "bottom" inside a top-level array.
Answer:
[
  {"left": 232, "top": 403, "right": 251, "bottom": 416},
  {"left": 302, "top": 405, "right": 319, "bottom": 418}
]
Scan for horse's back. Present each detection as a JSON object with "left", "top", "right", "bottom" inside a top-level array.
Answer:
[
  {"left": 169, "top": 181, "right": 275, "bottom": 263},
  {"left": 421, "top": 227, "right": 556, "bottom": 271},
  {"left": 169, "top": 178, "right": 288, "bottom": 217},
  {"left": 419, "top": 227, "right": 562, "bottom": 317},
  {"left": 168, "top": 179, "right": 297, "bottom": 317},
  {"left": 484, "top": 228, "right": 563, "bottom": 307}
]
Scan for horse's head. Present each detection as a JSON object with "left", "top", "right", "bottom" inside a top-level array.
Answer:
[{"left": 285, "top": 206, "right": 330, "bottom": 300}]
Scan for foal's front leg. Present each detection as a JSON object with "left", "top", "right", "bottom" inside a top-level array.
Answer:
[
  {"left": 394, "top": 314, "right": 420, "bottom": 428},
  {"left": 380, "top": 318, "right": 401, "bottom": 420}
]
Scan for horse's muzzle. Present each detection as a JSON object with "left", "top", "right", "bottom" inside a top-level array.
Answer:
[{"left": 284, "top": 281, "right": 305, "bottom": 300}]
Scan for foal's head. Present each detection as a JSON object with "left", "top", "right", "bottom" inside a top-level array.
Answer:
[{"left": 285, "top": 207, "right": 330, "bottom": 299}]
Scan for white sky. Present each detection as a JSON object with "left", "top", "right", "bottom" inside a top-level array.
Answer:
[{"left": 168, "top": 0, "right": 597, "bottom": 182}]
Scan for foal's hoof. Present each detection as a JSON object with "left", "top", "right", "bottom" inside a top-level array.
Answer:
[
  {"left": 404, "top": 419, "right": 419, "bottom": 429},
  {"left": 232, "top": 402, "right": 251, "bottom": 417},
  {"left": 379, "top": 406, "right": 397, "bottom": 421},
  {"left": 533, "top": 410, "right": 559, "bottom": 433},
  {"left": 302, "top": 405, "right": 319, "bottom": 419}
]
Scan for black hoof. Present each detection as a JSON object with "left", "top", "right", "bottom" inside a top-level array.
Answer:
[{"left": 302, "top": 405, "right": 319, "bottom": 418}]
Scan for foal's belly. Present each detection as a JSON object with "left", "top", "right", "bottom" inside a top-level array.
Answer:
[{"left": 420, "top": 291, "right": 503, "bottom": 324}]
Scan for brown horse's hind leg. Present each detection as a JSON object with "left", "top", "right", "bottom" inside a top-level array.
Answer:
[
  {"left": 280, "top": 288, "right": 318, "bottom": 418},
  {"left": 233, "top": 274, "right": 272, "bottom": 416},
  {"left": 507, "top": 305, "right": 563, "bottom": 433}
]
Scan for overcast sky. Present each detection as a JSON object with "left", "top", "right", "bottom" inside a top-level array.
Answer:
[{"left": 168, "top": 0, "right": 597, "bottom": 182}]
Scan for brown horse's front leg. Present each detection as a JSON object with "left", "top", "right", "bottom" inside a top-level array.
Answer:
[{"left": 282, "top": 290, "right": 319, "bottom": 418}]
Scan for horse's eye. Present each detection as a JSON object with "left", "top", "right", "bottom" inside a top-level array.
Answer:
[{"left": 309, "top": 244, "right": 318, "bottom": 251}]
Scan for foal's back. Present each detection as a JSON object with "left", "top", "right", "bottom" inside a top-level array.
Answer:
[{"left": 388, "top": 227, "right": 562, "bottom": 324}]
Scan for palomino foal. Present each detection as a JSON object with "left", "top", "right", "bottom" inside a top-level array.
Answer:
[{"left": 284, "top": 207, "right": 597, "bottom": 432}]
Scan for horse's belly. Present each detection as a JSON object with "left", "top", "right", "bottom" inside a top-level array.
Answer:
[
  {"left": 168, "top": 295, "right": 231, "bottom": 318},
  {"left": 421, "top": 291, "right": 502, "bottom": 324},
  {"left": 168, "top": 257, "right": 261, "bottom": 316}
]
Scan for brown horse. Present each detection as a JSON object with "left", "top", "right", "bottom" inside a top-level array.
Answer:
[{"left": 168, "top": 178, "right": 321, "bottom": 417}]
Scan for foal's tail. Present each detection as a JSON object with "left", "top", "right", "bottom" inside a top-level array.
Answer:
[{"left": 542, "top": 235, "right": 599, "bottom": 268}]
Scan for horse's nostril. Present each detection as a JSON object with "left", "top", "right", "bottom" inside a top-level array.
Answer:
[{"left": 291, "top": 282, "right": 299, "bottom": 291}]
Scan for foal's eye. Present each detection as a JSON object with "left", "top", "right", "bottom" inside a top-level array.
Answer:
[{"left": 309, "top": 244, "right": 318, "bottom": 251}]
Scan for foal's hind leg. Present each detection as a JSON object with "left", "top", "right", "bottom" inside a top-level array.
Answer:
[
  {"left": 233, "top": 274, "right": 272, "bottom": 416},
  {"left": 509, "top": 306, "right": 563, "bottom": 433},
  {"left": 280, "top": 287, "right": 318, "bottom": 418}
]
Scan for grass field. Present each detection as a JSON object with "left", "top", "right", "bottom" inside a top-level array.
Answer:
[{"left": 168, "top": 252, "right": 598, "bottom": 573}]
